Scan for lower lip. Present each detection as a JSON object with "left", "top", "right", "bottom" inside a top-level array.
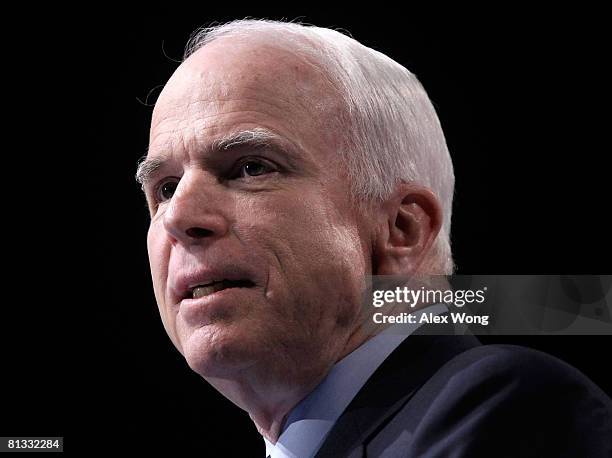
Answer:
[{"left": 178, "top": 287, "right": 251, "bottom": 325}]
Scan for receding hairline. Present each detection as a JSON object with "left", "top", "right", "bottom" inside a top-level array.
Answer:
[
  {"left": 184, "top": 19, "right": 327, "bottom": 60},
  {"left": 180, "top": 25, "right": 350, "bottom": 106}
]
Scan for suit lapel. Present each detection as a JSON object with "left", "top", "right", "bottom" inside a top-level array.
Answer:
[{"left": 315, "top": 320, "right": 480, "bottom": 457}]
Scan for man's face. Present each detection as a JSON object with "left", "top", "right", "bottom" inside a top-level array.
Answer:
[{"left": 145, "top": 38, "right": 371, "bottom": 386}]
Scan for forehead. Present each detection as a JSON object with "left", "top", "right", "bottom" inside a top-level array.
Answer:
[{"left": 149, "top": 37, "right": 344, "bottom": 156}]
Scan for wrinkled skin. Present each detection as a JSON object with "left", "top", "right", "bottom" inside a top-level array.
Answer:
[{"left": 144, "top": 37, "right": 376, "bottom": 436}]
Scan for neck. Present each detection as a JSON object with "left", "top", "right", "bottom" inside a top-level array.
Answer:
[{"left": 206, "top": 326, "right": 373, "bottom": 443}]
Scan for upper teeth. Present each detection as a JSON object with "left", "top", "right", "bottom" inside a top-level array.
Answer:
[{"left": 192, "top": 281, "right": 226, "bottom": 299}]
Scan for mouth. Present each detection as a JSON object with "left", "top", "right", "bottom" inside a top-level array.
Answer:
[{"left": 189, "top": 279, "right": 255, "bottom": 300}]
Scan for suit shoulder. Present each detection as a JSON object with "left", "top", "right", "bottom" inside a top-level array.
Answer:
[
  {"left": 438, "top": 343, "right": 588, "bottom": 383},
  {"left": 417, "top": 342, "right": 612, "bottom": 423},
  {"left": 399, "top": 342, "right": 612, "bottom": 433},
  {"left": 439, "top": 344, "right": 608, "bottom": 395},
  {"left": 368, "top": 344, "right": 612, "bottom": 456}
]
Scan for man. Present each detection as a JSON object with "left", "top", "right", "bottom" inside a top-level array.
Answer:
[{"left": 136, "top": 19, "right": 612, "bottom": 457}]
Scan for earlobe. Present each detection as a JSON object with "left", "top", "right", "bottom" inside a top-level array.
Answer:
[{"left": 373, "top": 185, "right": 443, "bottom": 275}]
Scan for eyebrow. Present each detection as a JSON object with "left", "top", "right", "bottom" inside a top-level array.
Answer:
[{"left": 135, "top": 128, "right": 293, "bottom": 189}]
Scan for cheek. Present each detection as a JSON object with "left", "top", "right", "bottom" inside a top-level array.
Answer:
[
  {"left": 147, "top": 223, "right": 180, "bottom": 348},
  {"left": 147, "top": 224, "right": 168, "bottom": 292},
  {"left": 309, "top": 226, "right": 368, "bottom": 323},
  {"left": 294, "top": 225, "right": 366, "bottom": 340},
  {"left": 242, "top": 194, "right": 367, "bottom": 327},
  {"left": 291, "top": 197, "right": 367, "bottom": 279}
]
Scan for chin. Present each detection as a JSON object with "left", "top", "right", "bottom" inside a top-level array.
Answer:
[{"left": 181, "top": 324, "right": 260, "bottom": 378}]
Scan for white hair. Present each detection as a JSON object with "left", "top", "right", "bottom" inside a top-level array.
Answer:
[{"left": 184, "top": 19, "right": 456, "bottom": 274}]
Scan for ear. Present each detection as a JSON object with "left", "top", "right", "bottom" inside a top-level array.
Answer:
[{"left": 372, "top": 183, "right": 443, "bottom": 275}]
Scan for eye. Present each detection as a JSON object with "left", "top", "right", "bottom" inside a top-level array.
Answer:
[
  {"left": 155, "top": 178, "right": 179, "bottom": 203},
  {"left": 239, "top": 160, "right": 274, "bottom": 178}
]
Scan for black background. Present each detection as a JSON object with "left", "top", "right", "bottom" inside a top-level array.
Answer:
[{"left": 4, "top": 8, "right": 610, "bottom": 454}]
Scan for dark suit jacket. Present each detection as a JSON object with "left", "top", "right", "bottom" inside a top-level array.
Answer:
[{"left": 315, "top": 328, "right": 612, "bottom": 457}]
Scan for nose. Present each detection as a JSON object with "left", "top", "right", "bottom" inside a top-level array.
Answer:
[{"left": 162, "top": 172, "right": 230, "bottom": 245}]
